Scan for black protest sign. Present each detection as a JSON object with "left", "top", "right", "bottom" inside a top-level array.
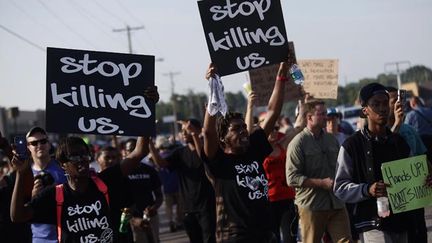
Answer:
[
  {"left": 46, "top": 47, "right": 155, "bottom": 136},
  {"left": 198, "top": 0, "right": 289, "bottom": 76}
]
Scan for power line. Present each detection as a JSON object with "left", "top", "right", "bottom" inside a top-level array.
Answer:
[
  {"left": 36, "top": 0, "right": 97, "bottom": 49},
  {"left": 8, "top": 0, "right": 71, "bottom": 45},
  {"left": 92, "top": 0, "right": 127, "bottom": 25},
  {"left": 69, "top": 0, "right": 117, "bottom": 29},
  {"left": 0, "top": 24, "right": 45, "bottom": 52},
  {"left": 113, "top": 0, "right": 143, "bottom": 25},
  {"left": 65, "top": 0, "right": 124, "bottom": 48}
]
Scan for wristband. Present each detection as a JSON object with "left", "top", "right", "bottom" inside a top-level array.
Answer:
[{"left": 276, "top": 76, "right": 289, "bottom": 82}]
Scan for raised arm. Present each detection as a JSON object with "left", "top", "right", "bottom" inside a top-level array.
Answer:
[
  {"left": 279, "top": 91, "right": 307, "bottom": 149},
  {"left": 120, "top": 85, "right": 159, "bottom": 175},
  {"left": 261, "top": 62, "right": 287, "bottom": 137},
  {"left": 391, "top": 99, "right": 404, "bottom": 133},
  {"left": 120, "top": 136, "right": 149, "bottom": 176},
  {"left": 148, "top": 139, "right": 169, "bottom": 168},
  {"left": 203, "top": 64, "right": 219, "bottom": 160},
  {"left": 10, "top": 153, "right": 35, "bottom": 222},
  {"left": 245, "top": 91, "right": 257, "bottom": 134}
]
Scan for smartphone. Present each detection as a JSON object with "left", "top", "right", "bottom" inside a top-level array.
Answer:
[
  {"left": 397, "top": 89, "right": 406, "bottom": 104},
  {"left": 14, "top": 136, "right": 28, "bottom": 160}
]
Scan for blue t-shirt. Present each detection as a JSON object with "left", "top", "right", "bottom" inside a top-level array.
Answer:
[
  {"left": 405, "top": 107, "right": 432, "bottom": 136},
  {"left": 31, "top": 160, "right": 66, "bottom": 243}
]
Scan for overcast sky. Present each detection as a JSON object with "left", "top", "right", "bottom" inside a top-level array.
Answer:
[{"left": 1, "top": 0, "right": 431, "bottom": 110}]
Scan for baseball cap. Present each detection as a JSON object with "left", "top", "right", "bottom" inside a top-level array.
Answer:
[
  {"left": 359, "top": 83, "right": 389, "bottom": 107},
  {"left": 26, "top": 126, "right": 47, "bottom": 138},
  {"left": 359, "top": 83, "right": 389, "bottom": 118},
  {"left": 326, "top": 107, "right": 339, "bottom": 117}
]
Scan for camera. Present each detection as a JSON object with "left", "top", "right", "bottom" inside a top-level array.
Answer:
[{"left": 34, "top": 171, "right": 55, "bottom": 187}]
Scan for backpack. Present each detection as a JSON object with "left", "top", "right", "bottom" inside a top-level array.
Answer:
[{"left": 55, "top": 175, "right": 109, "bottom": 243}]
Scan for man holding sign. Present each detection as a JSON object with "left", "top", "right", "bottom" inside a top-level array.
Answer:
[
  {"left": 198, "top": 0, "right": 289, "bottom": 76},
  {"left": 333, "top": 83, "right": 432, "bottom": 243}
]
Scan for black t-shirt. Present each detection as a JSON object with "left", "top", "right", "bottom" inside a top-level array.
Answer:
[
  {"left": 202, "top": 129, "right": 273, "bottom": 236},
  {"left": 166, "top": 146, "right": 215, "bottom": 212},
  {"left": 127, "top": 163, "right": 161, "bottom": 217},
  {"left": 0, "top": 172, "right": 32, "bottom": 242},
  {"left": 30, "top": 164, "right": 130, "bottom": 242}
]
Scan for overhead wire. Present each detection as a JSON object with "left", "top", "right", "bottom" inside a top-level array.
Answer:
[
  {"left": 0, "top": 24, "right": 45, "bottom": 52},
  {"left": 65, "top": 0, "right": 125, "bottom": 49},
  {"left": 8, "top": 0, "right": 72, "bottom": 45},
  {"left": 36, "top": 0, "right": 98, "bottom": 49}
]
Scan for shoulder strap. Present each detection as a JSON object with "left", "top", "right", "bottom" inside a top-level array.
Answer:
[
  {"left": 91, "top": 175, "right": 110, "bottom": 206},
  {"left": 414, "top": 109, "right": 432, "bottom": 125},
  {"left": 55, "top": 184, "right": 64, "bottom": 243},
  {"left": 54, "top": 177, "right": 109, "bottom": 243}
]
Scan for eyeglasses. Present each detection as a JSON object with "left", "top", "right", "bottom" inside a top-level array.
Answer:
[
  {"left": 28, "top": 138, "right": 48, "bottom": 146},
  {"left": 67, "top": 155, "right": 92, "bottom": 165}
]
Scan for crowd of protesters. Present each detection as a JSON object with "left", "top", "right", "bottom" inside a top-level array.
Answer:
[{"left": 1, "top": 62, "right": 432, "bottom": 243}]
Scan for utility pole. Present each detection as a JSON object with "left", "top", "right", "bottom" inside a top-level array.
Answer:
[
  {"left": 163, "top": 71, "right": 181, "bottom": 140},
  {"left": 384, "top": 61, "right": 411, "bottom": 89},
  {"left": 113, "top": 25, "right": 144, "bottom": 54}
]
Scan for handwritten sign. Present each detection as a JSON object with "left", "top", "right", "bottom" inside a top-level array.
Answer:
[
  {"left": 198, "top": 0, "right": 289, "bottom": 76},
  {"left": 46, "top": 47, "right": 155, "bottom": 136},
  {"left": 381, "top": 155, "right": 432, "bottom": 214},
  {"left": 297, "top": 59, "right": 339, "bottom": 99},
  {"left": 249, "top": 42, "right": 301, "bottom": 106}
]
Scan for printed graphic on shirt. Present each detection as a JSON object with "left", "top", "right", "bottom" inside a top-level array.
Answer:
[
  {"left": 235, "top": 161, "right": 268, "bottom": 200},
  {"left": 65, "top": 200, "right": 113, "bottom": 243}
]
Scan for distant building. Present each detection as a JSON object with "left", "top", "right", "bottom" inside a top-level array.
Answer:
[
  {"left": 0, "top": 107, "right": 45, "bottom": 140},
  {"left": 402, "top": 81, "right": 432, "bottom": 106}
]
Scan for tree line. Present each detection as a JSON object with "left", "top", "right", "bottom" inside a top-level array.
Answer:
[{"left": 156, "top": 65, "right": 432, "bottom": 135}]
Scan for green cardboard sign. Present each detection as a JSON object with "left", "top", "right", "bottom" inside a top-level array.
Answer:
[{"left": 381, "top": 155, "right": 432, "bottom": 214}]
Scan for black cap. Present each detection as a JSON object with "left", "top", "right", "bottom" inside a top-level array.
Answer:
[
  {"left": 359, "top": 83, "right": 389, "bottom": 107},
  {"left": 26, "top": 126, "right": 47, "bottom": 138},
  {"left": 359, "top": 83, "right": 389, "bottom": 118}
]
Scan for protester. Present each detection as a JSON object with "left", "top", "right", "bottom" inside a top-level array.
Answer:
[
  {"left": 95, "top": 146, "right": 121, "bottom": 172},
  {"left": 26, "top": 126, "right": 67, "bottom": 243},
  {"left": 9, "top": 86, "right": 158, "bottom": 242},
  {"left": 201, "top": 62, "right": 286, "bottom": 242},
  {"left": 333, "top": 83, "right": 432, "bottom": 242},
  {"left": 387, "top": 86, "right": 429, "bottom": 243},
  {"left": 404, "top": 96, "right": 432, "bottom": 160},
  {"left": 152, "top": 136, "right": 183, "bottom": 232},
  {"left": 149, "top": 119, "right": 216, "bottom": 243},
  {"left": 245, "top": 89, "right": 306, "bottom": 243},
  {"left": 0, "top": 134, "right": 32, "bottom": 242},
  {"left": 286, "top": 100, "right": 351, "bottom": 243},
  {"left": 326, "top": 107, "right": 350, "bottom": 145},
  {"left": 125, "top": 138, "right": 163, "bottom": 243}
]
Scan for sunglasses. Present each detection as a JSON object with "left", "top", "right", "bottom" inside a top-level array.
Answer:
[
  {"left": 67, "top": 155, "right": 92, "bottom": 165},
  {"left": 28, "top": 138, "right": 49, "bottom": 146}
]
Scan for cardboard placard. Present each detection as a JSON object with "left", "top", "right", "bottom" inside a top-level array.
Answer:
[
  {"left": 198, "top": 0, "right": 289, "bottom": 76},
  {"left": 298, "top": 59, "right": 339, "bottom": 99},
  {"left": 249, "top": 42, "right": 301, "bottom": 106},
  {"left": 46, "top": 47, "right": 155, "bottom": 136},
  {"left": 381, "top": 155, "right": 432, "bottom": 214}
]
